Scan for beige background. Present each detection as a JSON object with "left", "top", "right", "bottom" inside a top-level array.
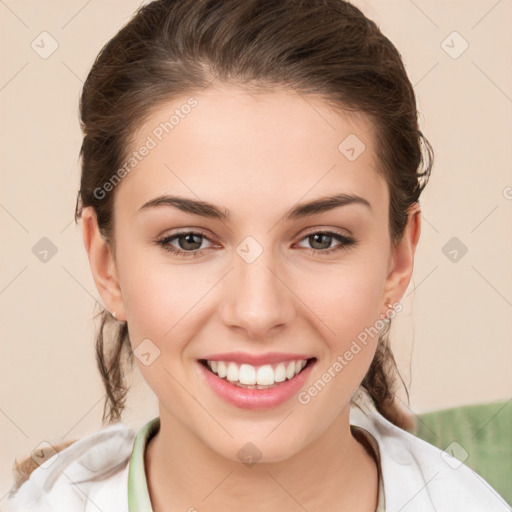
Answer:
[{"left": 1, "top": 0, "right": 511, "bottom": 498}]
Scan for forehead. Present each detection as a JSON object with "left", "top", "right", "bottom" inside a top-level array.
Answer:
[{"left": 115, "top": 85, "right": 387, "bottom": 216}]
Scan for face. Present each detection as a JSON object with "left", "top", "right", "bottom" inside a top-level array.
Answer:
[{"left": 83, "top": 85, "right": 418, "bottom": 463}]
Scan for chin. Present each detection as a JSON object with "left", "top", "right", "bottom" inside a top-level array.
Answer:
[{"left": 211, "top": 431, "right": 310, "bottom": 466}]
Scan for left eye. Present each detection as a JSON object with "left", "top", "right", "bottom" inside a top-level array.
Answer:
[
  {"left": 296, "top": 231, "right": 356, "bottom": 253},
  {"left": 156, "top": 230, "right": 356, "bottom": 258}
]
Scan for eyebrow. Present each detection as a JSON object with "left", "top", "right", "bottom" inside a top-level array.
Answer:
[{"left": 138, "top": 193, "right": 371, "bottom": 221}]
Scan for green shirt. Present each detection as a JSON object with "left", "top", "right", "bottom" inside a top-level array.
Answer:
[
  {"left": 128, "top": 417, "right": 159, "bottom": 512},
  {"left": 127, "top": 417, "right": 385, "bottom": 512}
]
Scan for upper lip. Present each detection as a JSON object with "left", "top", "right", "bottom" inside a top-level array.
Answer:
[{"left": 199, "top": 352, "right": 315, "bottom": 366}]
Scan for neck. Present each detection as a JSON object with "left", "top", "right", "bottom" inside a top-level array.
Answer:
[{"left": 145, "top": 405, "right": 379, "bottom": 512}]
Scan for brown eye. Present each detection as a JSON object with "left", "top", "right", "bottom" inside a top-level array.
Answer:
[
  {"left": 297, "top": 231, "right": 356, "bottom": 254},
  {"left": 308, "top": 233, "right": 334, "bottom": 250},
  {"left": 174, "top": 233, "right": 204, "bottom": 251},
  {"left": 156, "top": 231, "right": 214, "bottom": 258}
]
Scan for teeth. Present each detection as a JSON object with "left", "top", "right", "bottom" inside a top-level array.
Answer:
[
  {"left": 205, "top": 358, "right": 309, "bottom": 386},
  {"left": 241, "top": 364, "right": 257, "bottom": 384},
  {"left": 226, "top": 362, "right": 239, "bottom": 382},
  {"left": 217, "top": 361, "right": 227, "bottom": 378},
  {"left": 255, "top": 365, "right": 273, "bottom": 385},
  {"left": 286, "top": 361, "right": 296, "bottom": 380}
]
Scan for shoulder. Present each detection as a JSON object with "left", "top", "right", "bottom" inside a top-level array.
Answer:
[
  {"left": 4, "top": 422, "right": 137, "bottom": 512},
  {"left": 350, "top": 392, "right": 511, "bottom": 512}
]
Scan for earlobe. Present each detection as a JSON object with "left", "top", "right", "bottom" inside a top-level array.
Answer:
[
  {"left": 81, "top": 207, "right": 126, "bottom": 321},
  {"left": 382, "top": 202, "right": 422, "bottom": 306}
]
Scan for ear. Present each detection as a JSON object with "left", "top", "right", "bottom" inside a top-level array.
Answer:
[
  {"left": 81, "top": 207, "right": 126, "bottom": 322},
  {"left": 382, "top": 202, "right": 422, "bottom": 306}
]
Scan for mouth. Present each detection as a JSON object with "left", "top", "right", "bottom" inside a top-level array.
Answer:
[
  {"left": 197, "top": 356, "right": 317, "bottom": 409},
  {"left": 198, "top": 357, "right": 317, "bottom": 389}
]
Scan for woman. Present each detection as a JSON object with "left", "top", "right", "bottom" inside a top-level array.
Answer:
[{"left": 5, "top": 0, "right": 510, "bottom": 511}]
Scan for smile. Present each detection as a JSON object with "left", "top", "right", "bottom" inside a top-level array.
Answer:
[
  {"left": 197, "top": 357, "right": 317, "bottom": 409},
  {"left": 202, "top": 358, "right": 310, "bottom": 388}
]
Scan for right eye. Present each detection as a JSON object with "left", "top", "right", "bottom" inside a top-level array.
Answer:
[{"left": 155, "top": 231, "right": 215, "bottom": 258}]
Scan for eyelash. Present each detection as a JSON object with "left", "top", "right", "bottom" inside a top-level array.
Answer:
[{"left": 155, "top": 230, "right": 357, "bottom": 258}]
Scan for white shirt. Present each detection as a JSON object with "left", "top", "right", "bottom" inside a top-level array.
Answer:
[{"left": 3, "top": 391, "right": 510, "bottom": 512}]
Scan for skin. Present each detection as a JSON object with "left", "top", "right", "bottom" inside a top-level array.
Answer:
[{"left": 82, "top": 84, "right": 421, "bottom": 511}]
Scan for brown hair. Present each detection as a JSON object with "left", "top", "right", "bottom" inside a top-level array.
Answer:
[{"left": 75, "top": 0, "right": 432, "bottom": 428}]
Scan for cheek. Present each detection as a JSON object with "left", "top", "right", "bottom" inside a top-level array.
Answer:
[
  {"left": 293, "top": 257, "right": 387, "bottom": 394},
  {"left": 119, "top": 261, "right": 206, "bottom": 397},
  {"left": 122, "top": 265, "right": 202, "bottom": 341},
  {"left": 296, "top": 260, "right": 385, "bottom": 340},
  {"left": 115, "top": 236, "right": 201, "bottom": 345},
  {"left": 292, "top": 264, "right": 385, "bottom": 419}
]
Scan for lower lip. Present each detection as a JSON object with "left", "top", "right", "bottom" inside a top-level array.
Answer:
[{"left": 198, "top": 359, "right": 316, "bottom": 410}]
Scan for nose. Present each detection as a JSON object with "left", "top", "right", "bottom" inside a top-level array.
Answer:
[{"left": 218, "top": 247, "right": 295, "bottom": 340}]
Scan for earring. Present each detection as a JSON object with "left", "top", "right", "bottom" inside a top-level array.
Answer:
[
  {"left": 379, "top": 301, "right": 394, "bottom": 321},
  {"left": 112, "top": 311, "right": 117, "bottom": 319}
]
